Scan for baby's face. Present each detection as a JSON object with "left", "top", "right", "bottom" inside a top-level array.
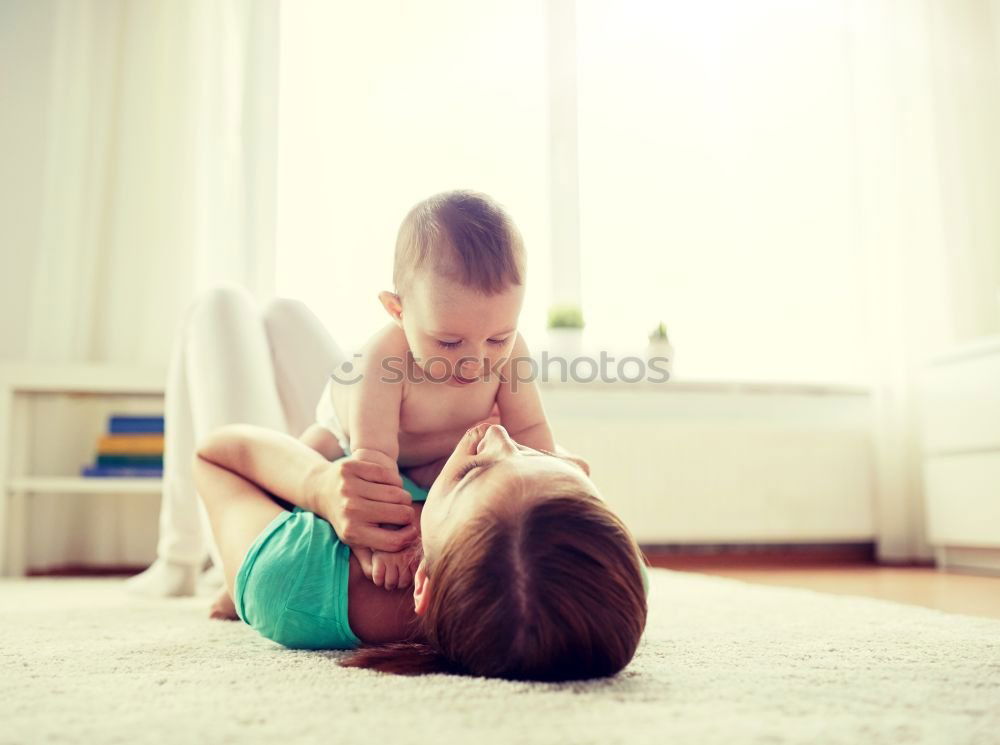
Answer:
[{"left": 399, "top": 271, "right": 524, "bottom": 387}]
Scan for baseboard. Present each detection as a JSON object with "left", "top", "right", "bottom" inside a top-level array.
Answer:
[
  {"left": 27, "top": 565, "right": 146, "bottom": 578},
  {"left": 31, "top": 542, "right": 917, "bottom": 576},
  {"left": 641, "top": 542, "right": 880, "bottom": 569}
]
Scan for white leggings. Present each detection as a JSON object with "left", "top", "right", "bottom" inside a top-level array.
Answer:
[{"left": 159, "top": 283, "right": 345, "bottom": 567}]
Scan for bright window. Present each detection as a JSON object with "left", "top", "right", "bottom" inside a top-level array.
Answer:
[
  {"left": 277, "top": 0, "right": 873, "bottom": 384},
  {"left": 575, "top": 0, "right": 870, "bottom": 383}
]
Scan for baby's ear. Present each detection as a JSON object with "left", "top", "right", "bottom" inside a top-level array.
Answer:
[
  {"left": 378, "top": 291, "right": 403, "bottom": 325},
  {"left": 413, "top": 557, "right": 431, "bottom": 615}
]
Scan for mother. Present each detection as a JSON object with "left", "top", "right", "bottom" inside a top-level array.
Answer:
[
  {"left": 193, "top": 417, "right": 648, "bottom": 681},
  {"left": 152, "top": 283, "right": 645, "bottom": 681}
]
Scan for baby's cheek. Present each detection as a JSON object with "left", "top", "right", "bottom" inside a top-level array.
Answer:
[{"left": 421, "top": 355, "right": 453, "bottom": 381}]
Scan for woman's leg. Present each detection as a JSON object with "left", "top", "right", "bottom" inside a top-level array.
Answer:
[
  {"left": 262, "top": 297, "right": 348, "bottom": 438},
  {"left": 127, "top": 284, "right": 290, "bottom": 596}
]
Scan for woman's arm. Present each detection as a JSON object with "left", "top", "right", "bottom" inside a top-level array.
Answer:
[{"left": 195, "top": 424, "right": 417, "bottom": 552}]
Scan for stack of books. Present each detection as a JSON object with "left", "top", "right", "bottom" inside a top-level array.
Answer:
[{"left": 80, "top": 414, "right": 165, "bottom": 478}]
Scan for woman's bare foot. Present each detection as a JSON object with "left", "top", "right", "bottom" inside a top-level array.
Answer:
[{"left": 209, "top": 588, "right": 238, "bottom": 620}]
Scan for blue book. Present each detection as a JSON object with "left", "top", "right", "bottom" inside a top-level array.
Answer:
[
  {"left": 81, "top": 465, "right": 163, "bottom": 478},
  {"left": 109, "top": 415, "right": 165, "bottom": 434}
]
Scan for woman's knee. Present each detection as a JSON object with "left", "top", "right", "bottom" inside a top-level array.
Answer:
[
  {"left": 261, "top": 296, "right": 315, "bottom": 332},
  {"left": 190, "top": 283, "right": 259, "bottom": 325}
]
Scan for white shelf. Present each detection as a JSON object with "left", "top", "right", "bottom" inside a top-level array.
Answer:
[
  {"left": 0, "top": 363, "right": 168, "bottom": 576},
  {"left": 7, "top": 476, "right": 163, "bottom": 495},
  {"left": 0, "top": 363, "right": 166, "bottom": 395}
]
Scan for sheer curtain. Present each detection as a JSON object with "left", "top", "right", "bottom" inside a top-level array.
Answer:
[
  {"left": 28, "top": 0, "right": 278, "bottom": 365},
  {"left": 572, "top": 0, "right": 1000, "bottom": 560},
  {"left": 17, "top": 0, "right": 278, "bottom": 569},
  {"left": 849, "top": 0, "right": 1000, "bottom": 560}
]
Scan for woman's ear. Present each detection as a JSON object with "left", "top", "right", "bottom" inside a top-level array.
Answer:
[
  {"left": 413, "top": 557, "right": 431, "bottom": 615},
  {"left": 378, "top": 291, "right": 403, "bottom": 326}
]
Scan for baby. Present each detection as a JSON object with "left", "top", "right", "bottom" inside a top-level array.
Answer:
[{"left": 314, "top": 190, "right": 555, "bottom": 587}]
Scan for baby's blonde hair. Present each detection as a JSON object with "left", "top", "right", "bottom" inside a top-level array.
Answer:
[{"left": 393, "top": 190, "right": 526, "bottom": 297}]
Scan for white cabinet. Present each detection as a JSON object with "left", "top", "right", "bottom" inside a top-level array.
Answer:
[
  {"left": 542, "top": 382, "right": 875, "bottom": 544},
  {"left": 919, "top": 337, "right": 1000, "bottom": 574},
  {"left": 0, "top": 364, "right": 165, "bottom": 576}
]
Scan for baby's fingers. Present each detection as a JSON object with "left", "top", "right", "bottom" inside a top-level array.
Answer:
[
  {"left": 371, "top": 555, "right": 386, "bottom": 587},
  {"left": 353, "top": 546, "right": 374, "bottom": 580},
  {"left": 383, "top": 561, "right": 400, "bottom": 591},
  {"left": 396, "top": 563, "right": 413, "bottom": 590}
]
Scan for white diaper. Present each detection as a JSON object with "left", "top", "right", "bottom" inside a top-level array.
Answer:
[{"left": 313, "top": 377, "right": 351, "bottom": 453}]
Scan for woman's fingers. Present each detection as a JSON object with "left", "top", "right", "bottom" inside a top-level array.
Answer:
[
  {"left": 342, "top": 459, "right": 403, "bottom": 488},
  {"left": 353, "top": 478, "right": 411, "bottom": 505},
  {"left": 553, "top": 443, "right": 591, "bottom": 476},
  {"left": 356, "top": 500, "right": 413, "bottom": 526}
]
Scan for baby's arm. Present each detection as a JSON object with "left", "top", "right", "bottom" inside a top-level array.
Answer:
[
  {"left": 298, "top": 422, "right": 344, "bottom": 461},
  {"left": 348, "top": 329, "right": 405, "bottom": 472},
  {"left": 347, "top": 328, "right": 425, "bottom": 588},
  {"left": 496, "top": 332, "right": 556, "bottom": 452}
]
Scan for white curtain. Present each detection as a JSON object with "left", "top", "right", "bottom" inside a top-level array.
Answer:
[
  {"left": 19, "top": 0, "right": 278, "bottom": 569},
  {"left": 849, "top": 0, "right": 1000, "bottom": 560}
]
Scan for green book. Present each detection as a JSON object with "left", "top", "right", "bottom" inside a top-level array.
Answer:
[{"left": 96, "top": 454, "right": 165, "bottom": 468}]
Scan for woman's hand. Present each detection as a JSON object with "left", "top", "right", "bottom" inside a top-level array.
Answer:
[
  {"left": 311, "top": 457, "right": 417, "bottom": 553},
  {"left": 553, "top": 443, "right": 591, "bottom": 476}
]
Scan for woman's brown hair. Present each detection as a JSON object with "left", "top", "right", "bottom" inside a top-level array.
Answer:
[{"left": 340, "top": 478, "right": 648, "bottom": 681}]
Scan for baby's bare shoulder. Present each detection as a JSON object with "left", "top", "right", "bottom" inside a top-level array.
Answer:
[
  {"left": 499, "top": 330, "right": 533, "bottom": 372},
  {"left": 359, "top": 323, "right": 409, "bottom": 363}
]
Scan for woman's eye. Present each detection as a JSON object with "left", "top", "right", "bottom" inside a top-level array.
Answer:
[
  {"left": 454, "top": 460, "right": 481, "bottom": 482},
  {"left": 487, "top": 337, "right": 510, "bottom": 346},
  {"left": 438, "top": 340, "right": 462, "bottom": 349}
]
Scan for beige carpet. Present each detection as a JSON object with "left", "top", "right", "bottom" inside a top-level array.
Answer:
[{"left": 1, "top": 569, "right": 998, "bottom": 745}]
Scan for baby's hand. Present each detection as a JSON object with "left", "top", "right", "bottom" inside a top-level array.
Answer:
[{"left": 370, "top": 542, "right": 423, "bottom": 591}]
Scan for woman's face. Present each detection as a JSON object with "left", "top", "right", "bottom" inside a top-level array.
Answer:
[{"left": 419, "top": 423, "right": 591, "bottom": 555}]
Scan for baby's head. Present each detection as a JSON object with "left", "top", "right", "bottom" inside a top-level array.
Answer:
[{"left": 379, "top": 190, "right": 527, "bottom": 385}]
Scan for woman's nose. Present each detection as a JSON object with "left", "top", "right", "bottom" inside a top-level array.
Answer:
[{"left": 478, "top": 424, "right": 519, "bottom": 456}]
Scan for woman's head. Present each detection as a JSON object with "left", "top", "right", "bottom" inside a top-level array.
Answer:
[{"left": 347, "top": 423, "right": 648, "bottom": 681}]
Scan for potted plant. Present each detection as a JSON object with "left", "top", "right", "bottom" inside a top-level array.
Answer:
[
  {"left": 546, "top": 304, "right": 585, "bottom": 359},
  {"left": 647, "top": 321, "right": 673, "bottom": 377}
]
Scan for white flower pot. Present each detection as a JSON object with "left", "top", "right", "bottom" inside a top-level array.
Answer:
[
  {"left": 646, "top": 339, "right": 674, "bottom": 380},
  {"left": 545, "top": 327, "right": 584, "bottom": 361}
]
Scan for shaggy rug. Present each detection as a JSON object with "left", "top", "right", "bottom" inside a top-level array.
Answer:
[{"left": 1, "top": 570, "right": 998, "bottom": 745}]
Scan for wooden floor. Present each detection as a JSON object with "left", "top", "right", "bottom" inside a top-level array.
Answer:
[{"left": 647, "top": 558, "right": 1000, "bottom": 621}]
